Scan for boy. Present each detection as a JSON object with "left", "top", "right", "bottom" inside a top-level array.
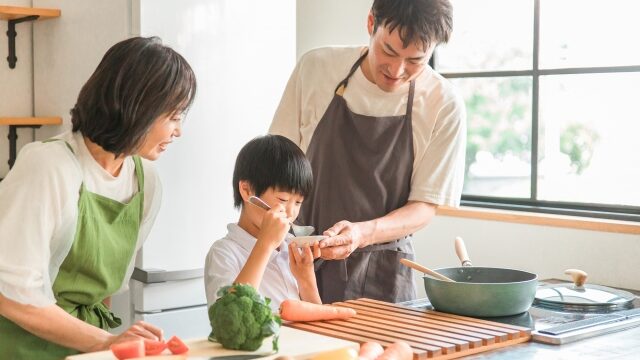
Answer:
[{"left": 204, "top": 135, "right": 321, "bottom": 311}]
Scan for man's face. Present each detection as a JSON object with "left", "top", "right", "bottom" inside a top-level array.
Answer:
[{"left": 363, "top": 13, "right": 436, "bottom": 92}]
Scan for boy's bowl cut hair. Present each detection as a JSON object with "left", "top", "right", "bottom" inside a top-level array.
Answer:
[
  {"left": 233, "top": 135, "right": 313, "bottom": 209},
  {"left": 71, "top": 36, "right": 197, "bottom": 156}
]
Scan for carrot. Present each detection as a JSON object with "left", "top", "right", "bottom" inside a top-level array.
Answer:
[
  {"left": 279, "top": 299, "right": 357, "bottom": 322},
  {"left": 376, "top": 341, "right": 412, "bottom": 360},
  {"left": 358, "top": 342, "right": 385, "bottom": 360}
]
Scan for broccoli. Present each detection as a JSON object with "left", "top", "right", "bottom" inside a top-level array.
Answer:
[{"left": 209, "top": 284, "right": 281, "bottom": 352}]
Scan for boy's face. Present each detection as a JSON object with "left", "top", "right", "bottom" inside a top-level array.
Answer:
[{"left": 245, "top": 186, "right": 305, "bottom": 228}]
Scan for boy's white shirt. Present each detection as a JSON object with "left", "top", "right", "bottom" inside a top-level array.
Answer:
[{"left": 204, "top": 223, "right": 300, "bottom": 312}]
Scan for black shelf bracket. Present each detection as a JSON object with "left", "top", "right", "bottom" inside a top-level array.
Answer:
[
  {"left": 7, "top": 124, "right": 41, "bottom": 169},
  {"left": 6, "top": 15, "right": 39, "bottom": 69}
]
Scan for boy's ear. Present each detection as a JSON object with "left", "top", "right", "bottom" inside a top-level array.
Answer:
[{"left": 238, "top": 180, "right": 254, "bottom": 203}]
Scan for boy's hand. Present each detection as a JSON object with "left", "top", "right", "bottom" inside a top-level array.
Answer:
[
  {"left": 289, "top": 242, "right": 322, "bottom": 304},
  {"left": 288, "top": 242, "right": 320, "bottom": 282},
  {"left": 256, "top": 204, "right": 290, "bottom": 250}
]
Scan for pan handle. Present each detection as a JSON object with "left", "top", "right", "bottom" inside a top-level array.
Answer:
[{"left": 454, "top": 236, "right": 472, "bottom": 267}]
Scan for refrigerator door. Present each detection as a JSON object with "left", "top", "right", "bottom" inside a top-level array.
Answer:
[
  {"left": 135, "top": 306, "right": 210, "bottom": 340},
  {"left": 135, "top": 0, "right": 297, "bottom": 273},
  {"left": 111, "top": 0, "right": 296, "bottom": 337}
]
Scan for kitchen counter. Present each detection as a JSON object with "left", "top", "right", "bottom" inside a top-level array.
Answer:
[{"left": 463, "top": 325, "right": 640, "bottom": 359}]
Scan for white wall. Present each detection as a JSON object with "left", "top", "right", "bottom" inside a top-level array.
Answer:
[
  {"left": 0, "top": 0, "right": 132, "bottom": 178},
  {"left": 0, "top": 0, "right": 34, "bottom": 177},
  {"left": 33, "top": 0, "right": 134, "bottom": 139},
  {"left": 295, "top": 0, "right": 640, "bottom": 294},
  {"left": 296, "top": 0, "right": 371, "bottom": 59}
]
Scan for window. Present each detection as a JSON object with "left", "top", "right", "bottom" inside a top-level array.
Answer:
[{"left": 434, "top": 0, "right": 640, "bottom": 221}]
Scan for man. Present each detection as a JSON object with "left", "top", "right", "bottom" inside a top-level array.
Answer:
[{"left": 269, "top": 0, "right": 466, "bottom": 303}]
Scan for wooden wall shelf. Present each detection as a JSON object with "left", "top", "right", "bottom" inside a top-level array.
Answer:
[
  {"left": 0, "top": 5, "right": 61, "bottom": 69},
  {"left": 0, "top": 5, "right": 61, "bottom": 20},
  {"left": 0, "top": 116, "right": 62, "bottom": 126},
  {"left": 1, "top": 117, "right": 63, "bottom": 170}
]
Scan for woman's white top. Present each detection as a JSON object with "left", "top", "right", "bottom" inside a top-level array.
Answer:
[{"left": 0, "top": 130, "right": 162, "bottom": 307}]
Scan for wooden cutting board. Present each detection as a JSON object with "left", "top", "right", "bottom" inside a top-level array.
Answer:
[
  {"left": 285, "top": 298, "right": 531, "bottom": 360},
  {"left": 66, "top": 326, "right": 358, "bottom": 360}
]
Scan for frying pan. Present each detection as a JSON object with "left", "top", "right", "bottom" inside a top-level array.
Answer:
[{"left": 403, "top": 237, "right": 538, "bottom": 317}]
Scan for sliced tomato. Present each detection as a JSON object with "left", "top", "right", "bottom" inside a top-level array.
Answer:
[
  {"left": 166, "top": 335, "right": 189, "bottom": 355},
  {"left": 110, "top": 339, "right": 144, "bottom": 360},
  {"left": 144, "top": 338, "right": 167, "bottom": 355}
]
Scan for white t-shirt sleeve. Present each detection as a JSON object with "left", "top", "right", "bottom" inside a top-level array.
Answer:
[
  {"left": 270, "top": 56, "right": 305, "bottom": 146},
  {"left": 204, "top": 241, "right": 241, "bottom": 308},
  {"left": 114, "top": 160, "right": 163, "bottom": 295},
  {"left": 0, "top": 142, "right": 81, "bottom": 307},
  {"left": 410, "top": 94, "right": 467, "bottom": 207}
]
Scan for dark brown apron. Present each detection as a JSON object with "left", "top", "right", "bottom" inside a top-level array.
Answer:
[{"left": 299, "top": 50, "right": 417, "bottom": 303}]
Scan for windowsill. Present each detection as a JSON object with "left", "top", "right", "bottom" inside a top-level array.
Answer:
[{"left": 437, "top": 206, "right": 640, "bottom": 235}]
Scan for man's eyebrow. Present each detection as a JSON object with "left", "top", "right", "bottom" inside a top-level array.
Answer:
[
  {"left": 383, "top": 42, "right": 426, "bottom": 61},
  {"left": 383, "top": 42, "right": 400, "bottom": 56}
]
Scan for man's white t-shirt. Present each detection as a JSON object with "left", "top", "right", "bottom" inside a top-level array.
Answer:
[
  {"left": 270, "top": 46, "right": 466, "bottom": 207},
  {"left": 204, "top": 223, "right": 299, "bottom": 312},
  {"left": 0, "top": 130, "right": 162, "bottom": 307}
]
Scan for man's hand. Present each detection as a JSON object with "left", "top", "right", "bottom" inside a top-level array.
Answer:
[{"left": 318, "top": 220, "right": 369, "bottom": 260}]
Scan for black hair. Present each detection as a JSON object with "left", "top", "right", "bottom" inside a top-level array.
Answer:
[
  {"left": 372, "top": 0, "right": 453, "bottom": 49},
  {"left": 71, "top": 36, "right": 197, "bottom": 156},
  {"left": 232, "top": 135, "right": 313, "bottom": 209}
]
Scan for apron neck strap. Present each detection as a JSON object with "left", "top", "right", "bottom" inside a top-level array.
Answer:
[
  {"left": 334, "top": 49, "right": 417, "bottom": 118},
  {"left": 406, "top": 80, "right": 416, "bottom": 117},
  {"left": 335, "top": 48, "right": 369, "bottom": 96},
  {"left": 131, "top": 156, "right": 144, "bottom": 192}
]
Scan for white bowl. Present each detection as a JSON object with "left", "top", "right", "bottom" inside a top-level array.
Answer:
[{"left": 291, "top": 235, "right": 326, "bottom": 248}]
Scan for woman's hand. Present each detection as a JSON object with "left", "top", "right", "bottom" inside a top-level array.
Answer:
[
  {"left": 101, "top": 321, "right": 164, "bottom": 350},
  {"left": 289, "top": 242, "right": 322, "bottom": 304}
]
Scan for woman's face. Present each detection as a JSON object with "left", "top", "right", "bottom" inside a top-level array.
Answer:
[{"left": 137, "top": 111, "right": 183, "bottom": 160}]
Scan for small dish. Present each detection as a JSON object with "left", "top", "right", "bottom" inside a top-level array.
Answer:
[{"left": 291, "top": 235, "right": 326, "bottom": 248}]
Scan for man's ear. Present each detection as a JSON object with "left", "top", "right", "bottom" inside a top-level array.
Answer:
[
  {"left": 367, "top": 11, "right": 375, "bottom": 36},
  {"left": 238, "top": 180, "right": 254, "bottom": 203}
]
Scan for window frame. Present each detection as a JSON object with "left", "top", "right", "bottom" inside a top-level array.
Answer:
[{"left": 433, "top": 0, "right": 640, "bottom": 222}]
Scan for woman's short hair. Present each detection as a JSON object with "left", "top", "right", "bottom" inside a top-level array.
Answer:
[
  {"left": 71, "top": 36, "right": 197, "bottom": 156},
  {"left": 232, "top": 135, "right": 313, "bottom": 209}
]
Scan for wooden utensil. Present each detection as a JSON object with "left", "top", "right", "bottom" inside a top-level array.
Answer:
[{"left": 400, "top": 258, "right": 455, "bottom": 282}]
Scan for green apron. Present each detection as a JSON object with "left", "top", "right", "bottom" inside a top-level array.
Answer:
[{"left": 0, "top": 139, "right": 145, "bottom": 360}]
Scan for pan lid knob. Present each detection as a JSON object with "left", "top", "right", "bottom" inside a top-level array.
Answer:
[{"left": 564, "top": 268, "right": 588, "bottom": 287}]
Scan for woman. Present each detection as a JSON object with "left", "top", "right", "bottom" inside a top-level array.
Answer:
[{"left": 0, "top": 36, "right": 197, "bottom": 359}]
